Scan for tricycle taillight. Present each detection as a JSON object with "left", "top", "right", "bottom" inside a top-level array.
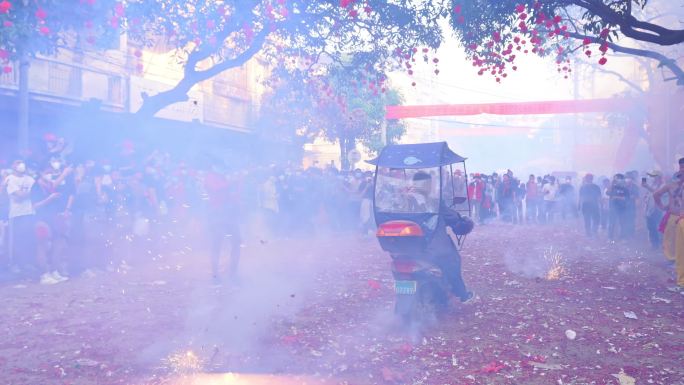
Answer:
[{"left": 376, "top": 220, "right": 424, "bottom": 237}]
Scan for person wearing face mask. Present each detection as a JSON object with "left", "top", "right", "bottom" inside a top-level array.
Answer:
[
  {"left": 70, "top": 160, "right": 99, "bottom": 272},
  {"left": 578, "top": 174, "right": 602, "bottom": 237},
  {"left": 5, "top": 160, "right": 37, "bottom": 276},
  {"left": 607, "top": 173, "right": 630, "bottom": 240},
  {"left": 33, "top": 160, "right": 74, "bottom": 282},
  {"left": 204, "top": 164, "right": 242, "bottom": 284},
  {"left": 642, "top": 170, "right": 665, "bottom": 250},
  {"left": 95, "top": 162, "right": 119, "bottom": 219}
]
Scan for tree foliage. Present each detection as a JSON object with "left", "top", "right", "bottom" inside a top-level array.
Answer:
[
  {"left": 0, "top": 0, "right": 121, "bottom": 65},
  {"left": 449, "top": 0, "right": 684, "bottom": 84},
  {"left": 258, "top": 65, "right": 405, "bottom": 169},
  {"left": 1, "top": 0, "right": 683, "bottom": 118},
  {"left": 0, "top": 0, "right": 451, "bottom": 115}
]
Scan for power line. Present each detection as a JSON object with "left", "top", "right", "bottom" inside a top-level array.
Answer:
[
  {"left": 408, "top": 75, "right": 526, "bottom": 101},
  {"left": 410, "top": 115, "right": 604, "bottom": 131}
]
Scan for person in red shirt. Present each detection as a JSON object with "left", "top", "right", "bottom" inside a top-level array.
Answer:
[{"left": 204, "top": 166, "right": 242, "bottom": 284}]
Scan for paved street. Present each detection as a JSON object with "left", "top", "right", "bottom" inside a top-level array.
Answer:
[{"left": 1, "top": 222, "right": 683, "bottom": 385}]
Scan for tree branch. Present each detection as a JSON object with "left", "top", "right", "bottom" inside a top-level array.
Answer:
[
  {"left": 586, "top": 61, "right": 644, "bottom": 93},
  {"left": 193, "top": 26, "right": 271, "bottom": 83},
  {"left": 570, "top": 0, "right": 684, "bottom": 45},
  {"left": 134, "top": 26, "right": 272, "bottom": 118},
  {"left": 566, "top": 31, "right": 684, "bottom": 85}
]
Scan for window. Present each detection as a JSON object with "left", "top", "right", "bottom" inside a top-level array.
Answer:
[{"left": 375, "top": 167, "right": 440, "bottom": 213}]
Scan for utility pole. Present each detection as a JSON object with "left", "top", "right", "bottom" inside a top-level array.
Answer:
[
  {"left": 18, "top": 54, "right": 30, "bottom": 154},
  {"left": 381, "top": 120, "right": 387, "bottom": 146},
  {"left": 18, "top": 0, "right": 31, "bottom": 155}
]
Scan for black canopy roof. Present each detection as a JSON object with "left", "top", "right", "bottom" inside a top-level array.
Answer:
[{"left": 367, "top": 142, "right": 466, "bottom": 169}]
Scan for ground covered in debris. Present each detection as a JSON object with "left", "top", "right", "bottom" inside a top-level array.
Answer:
[{"left": 1, "top": 222, "right": 682, "bottom": 385}]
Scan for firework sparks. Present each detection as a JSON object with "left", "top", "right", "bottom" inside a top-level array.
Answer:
[
  {"left": 544, "top": 247, "right": 566, "bottom": 280},
  {"left": 163, "top": 350, "right": 204, "bottom": 375}
]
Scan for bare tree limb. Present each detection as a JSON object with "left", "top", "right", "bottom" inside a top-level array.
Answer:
[
  {"left": 569, "top": 0, "right": 684, "bottom": 45},
  {"left": 134, "top": 26, "right": 272, "bottom": 118},
  {"left": 566, "top": 31, "right": 684, "bottom": 85},
  {"left": 585, "top": 60, "right": 644, "bottom": 92}
]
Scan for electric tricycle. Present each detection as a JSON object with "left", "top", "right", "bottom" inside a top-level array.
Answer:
[{"left": 369, "top": 142, "right": 473, "bottom": 324}]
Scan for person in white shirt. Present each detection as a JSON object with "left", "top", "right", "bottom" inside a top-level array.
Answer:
[
  {"left": 5, "top": 160, "right": 36, "bottom": 274},
  {"left": 642, "top": 170, "right": 664, "bottom": 249},
  {"left": 542, "top": 176, "right": 559, "bottom": 223}
]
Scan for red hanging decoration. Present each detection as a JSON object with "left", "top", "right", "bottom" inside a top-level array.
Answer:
[
  {"left": 35, "top": 8, "right": 47, "bottom": 20},
  {"left": 0, "top": 0, "right": 10, "bottom": 14}
]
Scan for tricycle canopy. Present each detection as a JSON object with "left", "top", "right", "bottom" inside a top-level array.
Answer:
[
  {"left": 371, "top": 142, "right": 470, "bottom": 222},
  {"left": 366, "top": 142, "right": 466, "bottom": 169}
]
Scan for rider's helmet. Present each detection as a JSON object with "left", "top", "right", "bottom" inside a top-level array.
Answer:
[{"left": 451, "top": 215, "right": 474, "bottom": 236}]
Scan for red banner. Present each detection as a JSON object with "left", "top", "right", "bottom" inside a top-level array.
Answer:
[{"left": 385, "top": 98, "right": 638, "bottom": 119}]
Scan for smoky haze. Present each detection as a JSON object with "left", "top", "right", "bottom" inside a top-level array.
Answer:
[{"left": 2, "top": 14, "right": 684, "bottom": 382}]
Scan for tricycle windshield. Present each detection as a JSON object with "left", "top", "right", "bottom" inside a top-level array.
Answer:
[
  {"left": 441, "top": 163, "right": 470, "bottom": 214},
  {"left": 375, "top": 167, "right": 441, "bottom": 213}
]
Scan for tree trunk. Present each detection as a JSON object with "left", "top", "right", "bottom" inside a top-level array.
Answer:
[
  {"left": 339, "top": 136, "right": 349, "bottom": 172},
  {"left": 18, "top": 55, "right": 30, "bottom": 154},
  {"left": 338, "top": 135, "right": 357, "bottom": 171},
  {"left": 133, "top": 27, "right": 270, "bottom": 119}
]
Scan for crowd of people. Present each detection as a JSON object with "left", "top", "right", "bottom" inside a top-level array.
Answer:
[
  {"left": 0, "top": 134, "right": 376, "bottom": 284},
  {"left": 465, "top": 161, "right": 684, "bottom": 288},
  {"left": 2, "top": 133, "right": 683, "bottom": 290}
]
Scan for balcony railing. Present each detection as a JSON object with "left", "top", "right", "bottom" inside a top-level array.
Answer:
[
  {"left": 0, "top": 58, "right": 125, "bottom": 108},
  {"left": 0, "top": 57, "right": 256, "bottom": 132},
  {"left": 204, "top": 94, "right": 253, "bottom": 131}
]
